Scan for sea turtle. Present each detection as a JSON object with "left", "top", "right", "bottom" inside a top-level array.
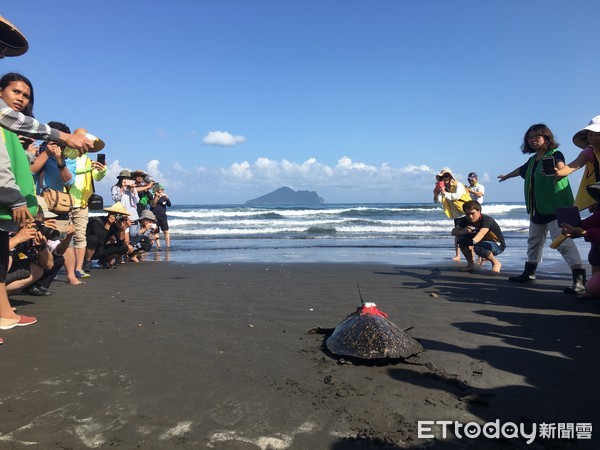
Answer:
[{"left": 325, "top": 301, "right": 422, "bottom": 360}]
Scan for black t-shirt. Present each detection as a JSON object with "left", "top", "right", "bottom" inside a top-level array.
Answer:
[
  {"left": 86, "top": 217, "right": 122, "bottom": 244},
  {"left": 457, "top": 214, "right": 506, "bottom": 250}
]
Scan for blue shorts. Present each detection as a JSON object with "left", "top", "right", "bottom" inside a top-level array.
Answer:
[{"left": 473, "top": 241, "right": 504, "bottom": 257}]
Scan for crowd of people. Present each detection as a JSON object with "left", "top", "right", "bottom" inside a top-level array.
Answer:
[
  {"left": 436, "top": 116, "right": 600, "bottom": 299},
  {"left": 0, "top": 16, "right": 171, "bottom": 344}
]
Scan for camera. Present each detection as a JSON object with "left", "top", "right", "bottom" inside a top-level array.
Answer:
[{"left": 34, "top": 220, "right": 60, "bottom": 240}]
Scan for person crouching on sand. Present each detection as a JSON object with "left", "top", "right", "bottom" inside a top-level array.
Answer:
[
  {"left": 451, "top": 201, "right": 506, "bottom": 273},
  {"left": 433, "top": 168, "right": 471, "bottom": 261}
]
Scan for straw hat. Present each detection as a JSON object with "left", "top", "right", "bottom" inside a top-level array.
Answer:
[
  {"left": 572, "top": 115, "right": 600, "bottom": 149},
  {"left": 435, "top": 168, "right": 455, "bottom": 181},
  {"left": 103, "top": 202, "right": 131, "bottom": 216},
  {"left": 139, "top": 210, "right": 156, "bottom": 221},
  {"left": 36, "top": 195, "right": 57, "bottom": 219},
  {"left": 0, "top": 16, "right": 28, "bottom": 57}
]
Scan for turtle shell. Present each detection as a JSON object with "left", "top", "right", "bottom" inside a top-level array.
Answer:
[{"left": 326, "top": 303, "right": 422, "bottom": 359}]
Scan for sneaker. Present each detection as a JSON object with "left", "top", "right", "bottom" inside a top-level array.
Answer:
[
  {"left": 82, "top": 261, "right": 92, "bottom": 273},
  {"left": 0, "top": 315, "right": 37, "bottom": 330},
  {"left": 75, "top": 270, "right": 91, "bottom": 279},
  {"left": 22, "top": 285, "right": 51, "bottom": 296}
]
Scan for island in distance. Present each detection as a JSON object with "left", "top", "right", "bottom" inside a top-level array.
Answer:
[{"left": 245, "top": 186, "right": 324, "bottom": 206}]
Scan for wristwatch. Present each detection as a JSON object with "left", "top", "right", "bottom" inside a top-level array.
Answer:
[{"left": 57, "top": 163, "right": 66, "bottom": 169}]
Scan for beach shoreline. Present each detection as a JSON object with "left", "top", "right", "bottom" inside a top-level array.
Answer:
[{"left": 1, "top": 261, "right": 598, "bottom": 449}]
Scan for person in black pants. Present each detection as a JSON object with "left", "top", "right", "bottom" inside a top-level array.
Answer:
[{"left": 82, "top": 203, "right": 130, "bottom": 271}]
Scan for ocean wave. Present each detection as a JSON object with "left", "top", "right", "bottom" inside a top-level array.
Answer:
[
  {"left": 306, "top": 226, "right": 337, "bottom": 234},
  {"left": 482, "top": 203, "right": 527, "bottom": 215}
]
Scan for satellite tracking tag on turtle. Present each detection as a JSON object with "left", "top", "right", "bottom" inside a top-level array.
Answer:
[{"left": 325, "top": 284, "right": 423, "bottom": 362}]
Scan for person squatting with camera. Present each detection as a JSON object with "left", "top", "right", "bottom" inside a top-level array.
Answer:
[
  {"left": 126, "top": 210, "right": 157, "bottom": 262},
  {"left": 451, "top": 200, "right": 506, "bottom": 274},
  {"left": 82, "top": 203, "right": 131, "bottom": 271},
  {"left": 6, "top": 196, "right": 76, "bottom": 296}
]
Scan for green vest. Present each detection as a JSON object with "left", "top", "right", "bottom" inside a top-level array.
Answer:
[
  {"left": 523, "top": 148, "right": 573, "bottom": 216},
  {"left": 0, "top": 129, "right": 38, "bottom": 220}
]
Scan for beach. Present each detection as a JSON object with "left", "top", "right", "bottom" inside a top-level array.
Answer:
[{"left": 1, "top": 261, "right": 598, "bottom": 449}]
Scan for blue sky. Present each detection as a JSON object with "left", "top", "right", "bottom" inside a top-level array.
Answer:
[{"left": 2, "top": 1, "right": 595, "bottom": 204}]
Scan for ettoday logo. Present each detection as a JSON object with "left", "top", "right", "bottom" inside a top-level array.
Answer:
[{"left": 418, "top": 420, "right": 593, "bottom": 444}]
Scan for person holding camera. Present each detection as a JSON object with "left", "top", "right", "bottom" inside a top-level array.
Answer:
[
  {"left": 82, "top": 203, "right": 131, "bottom": 271},
  {"left": 127, "top": 210, "right": 157, "bottom": 262},
  {"left": 0, "top": 15, "right": 94, "bottom": 341},
  {"left": 111, "top": 170, "right": 139, "bottom": 220},
  {"left": 451, "top": 201, "right": 505, "bottom": 274},
  {"left": 434, "top": 168, "right": 471, "bottom": 262},
  {"left": 498, "top": 123, "right": 585, "bottom": 294},
  {"left": 24, "top": 196, "right": 77, "bottom": 295},
  {"left": 6, "top": 218, "right": 54, "bottom": 296},
  {"left": 30, "top": 121, "right": 77, "bottom": 193},
  {"left": 63, "top": 153, "right": 107, "bottom": 280},
  {"left": 131, "top": 170, "right": 155, "bottom": 216},
  {"left": 150, "top": 183, "right": 171, "bottom": 248}
]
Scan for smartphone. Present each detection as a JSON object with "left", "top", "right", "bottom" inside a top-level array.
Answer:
[
  {"left": 541, "top": 156, "right": 555, "bottom": 176},
  {"left": 97, "top": 153, "right": 106, "bottom": 165}
]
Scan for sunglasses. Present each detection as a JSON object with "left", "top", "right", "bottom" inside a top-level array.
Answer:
[{"left": 442, "top": 174, "right": 452, "bottom": 179}]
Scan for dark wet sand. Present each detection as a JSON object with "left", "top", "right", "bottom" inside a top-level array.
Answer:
[{"left": 1, "top": 262, "right": 599, "bottom": 449}]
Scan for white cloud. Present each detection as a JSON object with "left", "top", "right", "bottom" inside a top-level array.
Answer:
[
  {"left": 173, "top": 162, "right": 191, "bottom": 174},
  {"left": 95, "top": 156, "right": 455, "bottom": 203},
  {"left": 203, "top": 131, "right": 246, "bottom": 146}
]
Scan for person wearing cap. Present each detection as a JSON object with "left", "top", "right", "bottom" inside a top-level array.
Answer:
[
  {"left": 466, "top": 172, "right": 485, "bottom": 204},
  {"left": 150, "top": 183, "right": 171, "bottom": 248},
  {"left": 127, "top": 210, "right": 157, "bottom": 262},
  {"left": 434, "top": 168, "right": 472, "bottom": 261},
  {"left": 498, "top": 123, "right": 585, "bottom": 294},
  {"left": 555, "top": 115, "right": 600, "bottom": 211},
  {"left": 111, "top": 170, "right": 139, "bottom": 220},
  {"left": 83, "top": 203, "right": 131, "bottom": 270}
]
